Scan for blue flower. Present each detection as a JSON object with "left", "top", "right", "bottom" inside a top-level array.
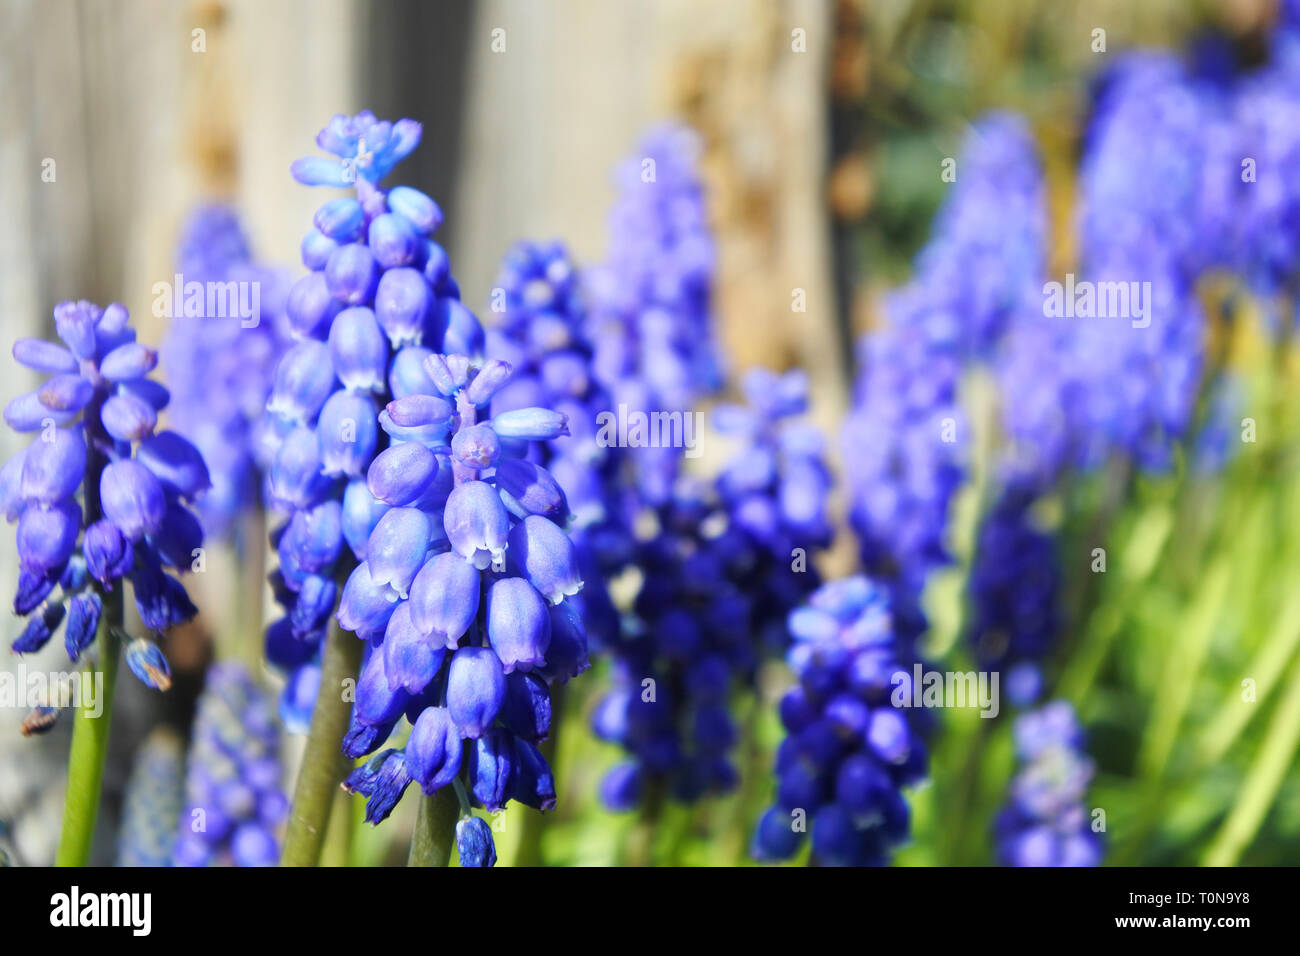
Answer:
[
  {"left": 174, "top": 664, "right": 287, "bottom": 866},
  {"left": 292, "top": 111, "right": 423, "bottom": 187},
  {"left": 455, "top": 816, "right": 496, "bottom": 867},
  {"left": 261, "top": 111, "right": 472, "bottom": 726},
  {"left": 160, "top": 206, "right": 292, "bottom": 537},
  {"left": 996, "top": 702, "right": 1103, "bottom": 867},
  {"left": 117, "top": 728, "right": 184, "bottom": 867},
  {"left": 752, "top": 576, "right": 925, "bottom": 867},
  {"left": 4, "top": 301, "right": 206, "bottom": 685}
]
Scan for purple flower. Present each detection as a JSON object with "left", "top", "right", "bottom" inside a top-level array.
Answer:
[
  {"left": 174, "top": 664, "right": 286, "bottom": 867},
  {"left": 447, "top": 646, "right": 507, "bottom": 738}
]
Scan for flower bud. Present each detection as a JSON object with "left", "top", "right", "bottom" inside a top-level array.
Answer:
[
  {"left": 447, "top": 646, "right": 506, "bottom": 739},
  {"left": 313, "top": 197, "right": 364, "bottom": 240},
  {"left": 342, "top": 749, "right": 412, "bottom": 825},
  {"left": 368, "top": 213, "right": 421, "bottom": 269},
  {"left": 494, "top": 459, "right": 569, "bottom": 525},
  {"left": 341, "top": 478, "right": 390, "bottom": 560},
  {"left": 406, "top": 706, "right": 462, "bottom": 793},
  {"left": 266, "top": 341, "right": 336, "bottom": 424},
  {"left": 21, "top": 428, "right": 86, "bottom": 506},
  {"left": 503, "top": 671, "right": 551, "bottom": 742},
  {"left": 11, "top": 603, "right": 65, "bottom": 654},
  {"left": 286, "top": 272, "right": 342, "bottom": 339},
  {"left": 54, "top": 300, "right": 100, "bottom": 360},
  {"left": 268, "top": 426, "right": 328, "bottom": 510},
  {"left": 383, "top": 347, "right": 434, "bottom": 402},
  {"left": 506, "top": 515, "right": 583, "bottom": 604},
  {"left": 486, "top": 577, "right": 551, "bottom": 673},
  {"left": 16, "top": 499, "right": 80, "bottom": 575},
  {"left": 374, "top": 268, "right": 432, "bottom": 349},
  {"left": 443, "top": 480, "right": 509, "bottom": 570},
  {"left": 510, "top": 737, "right": 557, "bottom": 811},
  {"left": 37, "top": 374, "right": 93, "bottom": 413},
  {"left": 455, "top": 816, "right": 496, "bottom": 867},
  {"left": 317, "top": 390, "right": 378, "bottom": 477},
  {"left": 146, "top": 502, "right": 202, "bottom": 572},
  {"left": 13, "top": 338, "right": 77, "bottom": 374},
  {"left": 366, "top": 442, "right": 438, "bottom": 506},
  {"left": 366, "top": 507, "right": 431, "bottom": 601},
  {"left": 451, "top": 423, "right": 500, "bottom": 470},
  {"left": 538, "top": 600, "right": 590, "bottom": 684},
  {"left": 387, "top": 186, "right": 443, "bottom": 235},
  {"left": 101, "top": 392, "right": 157, "bottom": 441},
  {"left": 325, "top": 242, "right": 380, "bottom": 305},
  {"left": 124, "top": 637, "right": 172, "bottom": 691},
  {"left": 99, "top": 342, "right": 158, "bottom": 381},
  {"left": 84, "top": 518, "right": 133, "bottom": 586},
  {"left": 137, "top": 431, "right": 211, "bottom": 499},
  {"left": 408, "top": 551, "right": 480, "bottom": 649},
  {"left": 101, "top": 459, "right": 166, "bottom": 540},
  {"left": 301, "top": 228, "right": 338, "bottom": 270},
  {"left": 382, "top": 601, "right": 445, "bottom": 694},
  {"left": 439, "top": 299, "right": 485, "bottom": 358},
  {"left": 468, "top": 729, "right": 513, "bottom": 811},
  {"left": 64, "top": 592, "right": 103, "bottom": 663},
  {"left": 489, "top": 407, "right": 569, "bottom": 441},
  {"left": 328, "top": 307, "right": 389, "bottom": 392},
  {"left": 464, "top": 359, "right": 513, "bottom": 406},
  {"left": 290, "top": 574, "right": 336, "bottom": 636},
  {"left": 336, "top": 561, "right": 400, "bottom": 640}
]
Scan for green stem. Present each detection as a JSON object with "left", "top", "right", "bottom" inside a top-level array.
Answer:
[
  {"left": 1203, "top": 650, "right": 1300, "bottom": 865},
  {"left": 319, "top": 784, "right": 354, "bottom": 867},
  {"left": 407, "top": 786, "right": 460, "bottom": 866},
  {"left": 55, "top": 587, "right": 123, "bottom": 866},
  {"left": 280, "top": 614, "right": 363, "bottom": 866}
]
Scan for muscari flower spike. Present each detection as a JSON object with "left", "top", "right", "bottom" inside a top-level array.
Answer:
[
  {"left": 995, "top": 701, "right": 1103, "bottom": 867},
  {"left": 594, "top": 367, "right": 833, "bottom": 809},
  {"left": 117, "top": 728, "right": 184, "bottom": 867},
  {"left": 751, "top": 576, "right": 926, "bottom": 867},
  {"left": 4, "top": 300, "right": 207, "bottom": 693},
  {"left": 173, "top": 664, "right": 288, "bottom": 867},
  {"left": 161, "top": 205, "right": 293, "bottom": 537},
  {"left": 337, "top": 354, "right": 591, "bottom": 864},
  {"left": 263, "top": 109, "right": 477, "bottom": 732}
]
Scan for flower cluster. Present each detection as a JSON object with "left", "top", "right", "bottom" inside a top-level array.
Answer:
[
  {"left": 844, "top": 115, "right": 1045, "bottom": 601},
  {"left": 336, "top": 355, "right": 589, "bottom": 867},
  {"left": 585, "top": 124, "right": 721, "bottom": 506},
  {"left": 995, "top": 701, "right": 1102, "bottom": 867},
  {"left": 595, "top": 369, "right": 832, "bottom": 809},
  {"left": 3, "top": 301, "right": 207, "bottom": 691},
  {"left": 116, "top": 728, "right": 184, "bottom": 867},
  {"left": 262, "top": 110, "right": 477, "bottom": 731},
  {"left": 161, "top": 205, "right": 292, "bottom": 537},
  {"left": 751, "top": 576, "right": 925, "bottom": 866},
  {"left": 485, "top": 239, "right": 624, "bottom": 647},
  {"left": 173, "top": 664, "right": 287, "bottom": 867},
  {"left": 966, "top": 490, "right": 1060, "bottom": 705}
]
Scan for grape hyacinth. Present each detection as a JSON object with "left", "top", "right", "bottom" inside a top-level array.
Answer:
[
  {"left": 595, "top": 368, "right": 832, "bottom": 809},
  {"left": 4, "top": 301, "right": 207, "bottom": 693},
  {"left": 116, "top": 728, "right": 184, "bottom": 867},
  {"left": 585, "top": 124, "right": 721, "bottom": 506},
  {"left": 486, "top": 239, "right": 623, "bottom": 648},
  {"left": 751, "top": 576, "right": 925, "bottom": 866},
  {"left": 174, "top": 664, "right": 287, "bottom": 867},
  {"left": 161, "top": 205, "right": 292, "bottom": 537},
  {"left": 262, "top": 109, "right": 475, "bottom": 733},
  {"left": 844, "top": 115, "right": 1045, "bottom": 602},
  {"left": 995, "top": 701, "right": 1102, "bottom": 867},
  {"left": 337, "top": 354, "right": 590, "bottom": 868},
  {"left": 966, "top": 490, "right": 1060, "bottom": 705}
]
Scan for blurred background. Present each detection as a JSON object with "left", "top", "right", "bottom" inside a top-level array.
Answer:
[{"left": 2, "top": 0, "right": 1297, "bottom": 867}]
